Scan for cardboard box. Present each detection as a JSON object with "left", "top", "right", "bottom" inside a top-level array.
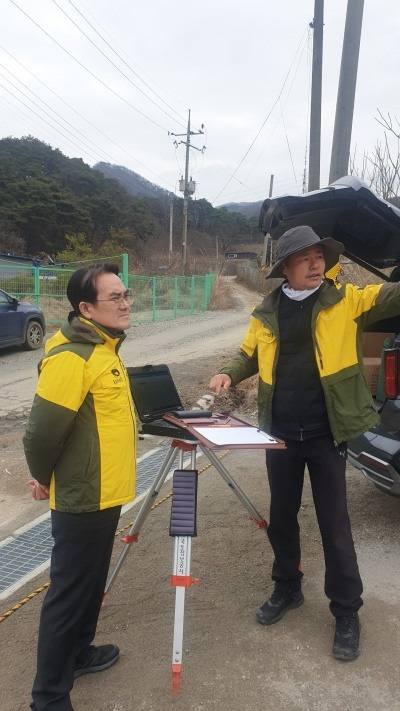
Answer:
[
  {"left": 363, "top": 357, "right": 381, "bottom": 396},
  {"left": 362, "top": 332, "right": 395, "bottom": 358}
]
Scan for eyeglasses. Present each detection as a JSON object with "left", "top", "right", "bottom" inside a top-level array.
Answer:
[{"left": 96, "top": 289, "right": 134, "bottom": 307}]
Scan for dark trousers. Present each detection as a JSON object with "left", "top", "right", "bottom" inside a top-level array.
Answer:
[
  {"left": 265, "top": 436, "right": 363, "bottom": 617},
  {"left": 31, "top": 506, "right": 121, "bottom": 711}
]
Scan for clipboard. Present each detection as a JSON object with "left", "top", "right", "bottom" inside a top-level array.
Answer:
[{"left": 163, "top": 412, "right": 286, "bottom": 450}]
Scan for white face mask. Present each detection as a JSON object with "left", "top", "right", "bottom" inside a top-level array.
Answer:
[{"left": 282, "top": 281, "right": 323, "bottom": 301}]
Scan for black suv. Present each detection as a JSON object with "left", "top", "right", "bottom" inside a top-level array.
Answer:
[
  {"left": 0, "top": 288, "right": 46, "bottom": 350},
  {"left": 259, "top": 175, "right": 400, "bottom": 498}
]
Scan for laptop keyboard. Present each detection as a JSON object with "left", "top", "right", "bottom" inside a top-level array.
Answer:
[{"left": 149, "top": 418, "right": 176, "bottom": 428}]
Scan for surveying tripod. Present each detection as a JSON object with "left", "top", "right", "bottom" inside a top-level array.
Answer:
[{"left": 105, "top": 436, "right": 268, "bottom": 695}]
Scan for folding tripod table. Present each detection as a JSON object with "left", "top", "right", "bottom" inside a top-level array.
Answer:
[{"left": 105, "top": 418, "right": 284, "bottom": 694}]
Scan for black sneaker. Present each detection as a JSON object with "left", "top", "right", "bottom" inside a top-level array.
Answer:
[
  {"left": 74, "top": 644, "right": 119, "bottom": 679},
  {"left": 332, "top": 613, "right": 360, "bottom": 661},
  {"left": 256, "top": 588, "right": 304, "bottom": 625}
]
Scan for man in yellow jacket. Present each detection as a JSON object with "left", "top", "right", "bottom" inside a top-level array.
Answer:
[
  {"left": 24, "top": 263, "right": 136, "bottom": 711},
  {"left": 209, "top": 226, "right": 400, "bottom": 663}
]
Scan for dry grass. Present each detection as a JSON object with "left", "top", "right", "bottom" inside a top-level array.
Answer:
[
  {"left": 208, "top": 275, "right": 235, "bottom": 310},
  {"left": 338, "top": 260, "right": 388, "bottom": 286},
  {"left": 213, "top": 374, "right": 259, "bottom": 417},
  {"left": 235, "top": 375, "right": 259, "bottom": 414}
]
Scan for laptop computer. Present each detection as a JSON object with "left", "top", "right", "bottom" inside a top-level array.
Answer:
[{"left": 126, "top": 364, "right": 198, "bottom": 439}]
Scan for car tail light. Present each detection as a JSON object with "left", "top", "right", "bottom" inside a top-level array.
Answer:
[{"left": 384, "top": 348, "right": 400, "bottom": 398}]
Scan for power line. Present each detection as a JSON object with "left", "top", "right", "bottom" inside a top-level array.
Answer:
[
  {"left": 0, "top": 90, "right": 173, "bottom": 199},
  {"left": 229, "top": 30, "right": 310, "bottom": 204},
  {"left": 214, "top": 176, "right": 301, "bottom": 203},
  {"left": 65, "top": 0, "right": 188, "bottom": 127},
  {"left": 0, "top": 94, "right": 101, "bottom": 160},
  {"left": 200, "top": 152, "right": 266, "bottom": 203},
  {"left": 51, "top": 0, "right": 187, "bottom": 130},
  {"left": 0, "top": 73, "right": 173, "bottom": 197},
  {"left": 279, "top": 98, "right": 300, "bottom": 192},
  {"left": 0, "top": 94, "right": 101, "bottom": 163},
  {"left": 0, "top": 69, "right": 107, "bottom": 161},
  {"left": 72, "top": 0, "right": 193, "bottom": 124},
  {"left": 0, "top": 62, "right": 166, "bottom": 196},
  {"left": 5, "top": 2, "right": 294, "bottom": 209},
  {"left": 0, "top": 82, "right": 100, "bottom": 162},
  {"left": 0, "top": 44, "right": 176, "bottom": 190},
  {"left": 9, "top": 0, "right": 170, "bottom": 132},
  {"left": 212, "top": 26, "right": 309, "bottom": 203}
]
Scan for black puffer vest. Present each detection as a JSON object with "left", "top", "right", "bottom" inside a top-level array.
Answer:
[{"left": 271, "top": 289, "right": 331, "bottom": 441}]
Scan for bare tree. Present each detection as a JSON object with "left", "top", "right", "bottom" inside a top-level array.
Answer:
[
  {"left": 0, "top": 220, "right": 25, "bottom": 254},
  {"left": 350, "top": 111, "right": 400, "bottom": 203}
]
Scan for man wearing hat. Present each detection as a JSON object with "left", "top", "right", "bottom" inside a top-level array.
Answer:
[{"left": 209, "top": 225, "right": 400, "bottom": 661}]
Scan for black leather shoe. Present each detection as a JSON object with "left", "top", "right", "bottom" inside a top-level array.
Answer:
[
  {"left": 74, "top": 644, "right": 119, "bottom": 679},
  {"left": 256, "top": 588, "right": 304, "bottom": 625},
  {"left": 332, "top": 613, "right": 360, "bottom": 661}
]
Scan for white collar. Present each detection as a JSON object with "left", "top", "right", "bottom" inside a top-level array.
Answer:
[{"left": 282, "top": 281, "right": 323, "bottom": 301}]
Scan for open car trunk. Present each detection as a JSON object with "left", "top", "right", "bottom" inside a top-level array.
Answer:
[{"left": 259, "top": 175, "right": 400, "bottom": 280}]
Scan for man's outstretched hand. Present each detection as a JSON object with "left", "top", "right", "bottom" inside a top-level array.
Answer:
[
  {"left": 28, "top": 479, "right": 50, "bottom": 501},
  {"left": 208, "top": 374, "right": 232, "bottom": 395}
]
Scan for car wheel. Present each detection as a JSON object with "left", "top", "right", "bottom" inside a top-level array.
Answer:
[{"left": 24, "top": 320, "right": 44, "bottom": 350}]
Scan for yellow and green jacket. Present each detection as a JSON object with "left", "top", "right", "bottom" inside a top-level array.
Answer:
[
  {"left": 23, "top": 315, "right": 136, "bottom": 512},
  {"left": 220, "top": 280, "right": 400, "bottom": 444}
]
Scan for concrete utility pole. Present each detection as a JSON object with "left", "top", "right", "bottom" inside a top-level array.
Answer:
[
  {"left": 169, "top": 202, "right": 173, "bottom": 261},
  {"left": 329, "top": 0, "right": 364, "bottom": 184},
  {"left": 308, "top": 0, "right": 324, "bottom": 192},
  {"left": 261, "top": 174, "right": 275, "bottom": 267},
  {"left": 268, "top": 174, "right": 274, "bottom": 198},
  {"left": 169, "top": 110, "right": 204, "bottom": 271}
]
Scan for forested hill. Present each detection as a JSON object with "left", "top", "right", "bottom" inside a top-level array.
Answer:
[
  {"left": 93, "top": 162, "right": 174, "bottom": 200},
  {"left": 219, "top": 200, "right": 263, "bottom": 218},
  {"left": 0, "top": 136, "right": 259, "bottom": 260}
]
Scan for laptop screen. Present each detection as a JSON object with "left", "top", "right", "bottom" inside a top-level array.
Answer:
[{"left": 127, "top": 365, "right": 183, "bottom": 421}]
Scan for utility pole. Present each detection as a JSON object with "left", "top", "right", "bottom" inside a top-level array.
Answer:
[
  {"left": 308, "top": 0, "right": 324, "bottom": 192},
  {"left": 169, "top": 110, "right": 205, "bottom": 271},
  {"left": 268, "top": 174, "right": 274, "bottom": 198},
  {"left": 329, "top": 0, "right": 364, "bottom": 183},
  {"left": 261, "top": 174, "right": 274, "bottom": 267},
  {"left": 169, "top": 202, "right": 173, "bottom": 261}
]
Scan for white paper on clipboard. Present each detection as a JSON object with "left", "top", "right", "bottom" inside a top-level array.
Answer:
[{"left": 191, "top": 426, "right": 278, "bottom": 447}]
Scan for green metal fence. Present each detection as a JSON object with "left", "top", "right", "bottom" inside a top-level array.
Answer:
[
  {"left": 129, "top": 274, "right": 215, "bottom": 323},
  {"left": 0, "top": 263, "right": 216, "bottom": 325}
]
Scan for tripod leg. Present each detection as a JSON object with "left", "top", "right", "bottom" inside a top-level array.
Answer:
[
  {"left": 199, "top": 445, "right": 268, "bottom": 533},
  {"left": 105, "top": 445, "right": 179, "bottom": 595}
]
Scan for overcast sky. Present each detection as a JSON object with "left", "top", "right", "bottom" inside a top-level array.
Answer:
[{"left": 1, "top": 0, "right": 399, "bottom": 206}]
